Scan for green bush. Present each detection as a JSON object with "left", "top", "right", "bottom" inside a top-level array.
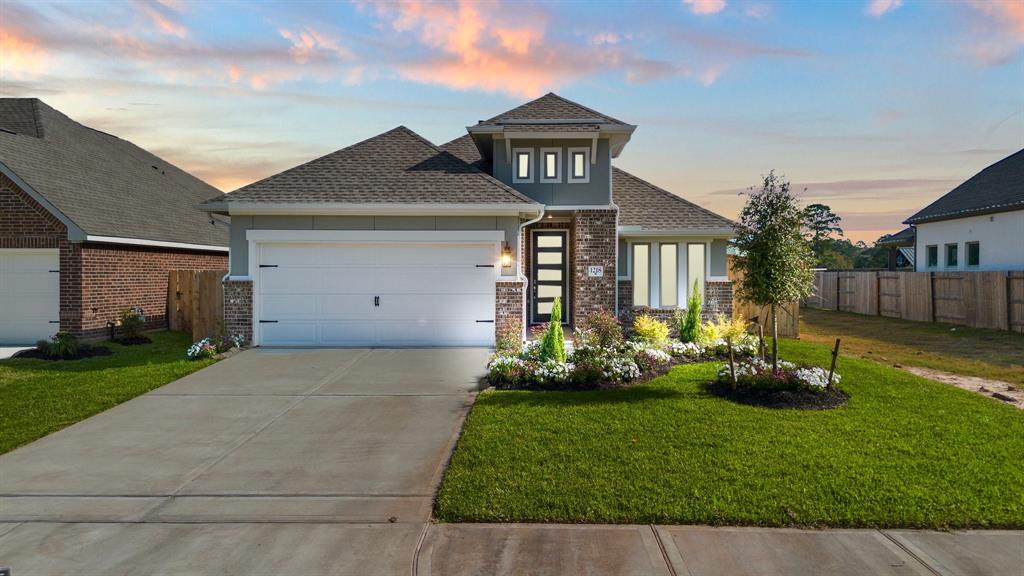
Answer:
[
  {"left": 633, "top": 314, "right": 670, "bottom": 346},
  {"left": 581, "top": 308, "right": 623, "bottom": 348},
  {"left": 679, "top": 280, "right": 703, "bottom": 343},
  {"left": 48, "top": 332, "right": 79, "bottom": 359},
  {"left": 539, "top": 297, "right": 566, "bottom": 362},
  {"left": 119, "top": 308, "right": 145, "bottom": 339}
]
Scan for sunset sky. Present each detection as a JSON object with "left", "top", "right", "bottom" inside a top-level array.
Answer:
[{"left": 2, "top": 0, "right": 1021, "bottom": 243}]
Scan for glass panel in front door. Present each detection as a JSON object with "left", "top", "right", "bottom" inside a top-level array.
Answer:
[{"left": 532, "top": 231, "right": 568, "bottom": 323}]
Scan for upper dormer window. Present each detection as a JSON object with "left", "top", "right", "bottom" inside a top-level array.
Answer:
[
  {"left": 540, "top": 148, "right": 561, "bottom": 183},
  {"left": 567, "top": 147, "right": 590, "bottom": 183},
  {"left": 513, "top": 148, "right": 534, "bottom": 183}
]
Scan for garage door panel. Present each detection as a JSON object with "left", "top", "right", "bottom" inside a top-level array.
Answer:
[
  {"left": 319, "top": 295, "right": 375, "bottom": 319},
  {"left": 261, "top": 294, "right": 319, "bottom": 318},
  {"left": 320, "top": 321, "right": 376, "bottom": 346},
  {"left": 374, "top": 266, "right": 493, "bottom": 293},
  {"left": 376, "top": 293, "right": 493, "bottom": 321},
  {"left": 374, "top": 244, "right": 493, "bottom": 266},
  {"left": 259, "top": 322, "right": 319, "bottom": 346},
  {"left": 260, "top": 269, "right": 323, "bottom": 294},
  {"left": 0, "top": 250, "right": 59, "bottom": 345}
]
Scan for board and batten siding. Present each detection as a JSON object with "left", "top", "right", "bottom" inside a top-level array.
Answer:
[
  {"left": 915, "top": 209, "right": 1024, "bottom": 272},
  {"left": 492, "top": 138, "right": 611, "bottom": 206},
  {"left": 228, "top": 215, "right": 520, "bottom": 277}
]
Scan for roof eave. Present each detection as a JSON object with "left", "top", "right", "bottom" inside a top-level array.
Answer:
[
  {"left": 618, "top": 226, "right": 735, "bottom": 237},
  {"left": 212, "top": 201, "right": 543, "bottom": 218},
  {"left": 904, "top": 202, "right": 1024, "bottom": 225}
]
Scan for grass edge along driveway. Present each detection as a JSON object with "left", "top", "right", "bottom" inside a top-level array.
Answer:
[
  {"left": 0, "top": 331, "right": 214, "bottom": 454},
  {"left": 436, "top": 339, "right": 1023, "bottom": 529}
]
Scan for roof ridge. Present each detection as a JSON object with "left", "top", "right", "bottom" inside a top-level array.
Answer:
[
  {"left": 613, "top": 166, "right": 734, "bottom": 225},
  {"left": 545, "top": 92, "right": 628, "bottom": 125}
]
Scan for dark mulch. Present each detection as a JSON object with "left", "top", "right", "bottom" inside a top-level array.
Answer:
[
  {"left": 492, "top": 357, "right": 694, "bottom": 391},
  {"left": 705, "top": 380, "right": 849, "bottom": 410},
  {"left": 14, "top": 345, "right": 113, "bottom": 361},
  {"left": 112, "top": 336, "right": 153, "bottom": 346}
]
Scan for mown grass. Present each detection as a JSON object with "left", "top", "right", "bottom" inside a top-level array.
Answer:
[
  {"left": 436, "top": 338, "right": 1024, "bottom": 528},
  {"left": 0, "top": 331, "right": 214, "bottom": 454},
  {"left": 800, "top": 307, "right": 1024, "bottom": 385}
]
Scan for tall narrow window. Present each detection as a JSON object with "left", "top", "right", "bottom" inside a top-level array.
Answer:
[
  {"left": 516, "top": 152, "right": 530, "bottom": 179},
  {"left": 539, "top": 148, "right": 561, "bottom": 183},
  {"left": 513, "top": 148, "right": 533, "bottom": 183},
  {"left": 632, "top": 244, "right": 650, "bottom": 307},
  {"left": 966, "top": 242, "right": 980, "bottom": 266},
  {"left": 567, "top": 147, "right": 589, "bottom": 183},
  {"left": 687, "top": 243, "right": 705, "bottom": 301},
  {"left": 926, "top": 245, "right": 938, "bottom": 268},
  {"left": 660, "top": 244, "right": 677, "bottom": 307},
  {"left": 945, "top": 243, "right": 958, "bottom": 267}
]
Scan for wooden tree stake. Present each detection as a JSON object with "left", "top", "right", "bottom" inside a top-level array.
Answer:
[
  {"left": 727, "top": 337, "right": 738, "bottom": 390},
  {"left": 827, "top": 338, "right": 841, "bottom": 389},
  {"left": 757, "top": 323, "right": 766, "bottom": 361}
]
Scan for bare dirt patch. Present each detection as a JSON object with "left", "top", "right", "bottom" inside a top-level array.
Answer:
[{"left": 901, "top": 366, "right": 1023, "bottom": 410}]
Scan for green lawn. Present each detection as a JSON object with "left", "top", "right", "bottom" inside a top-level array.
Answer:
[
  {"left": 0, "top": 331, "right": 214, "bottom": 454},
  {"left": 801, "top": 307, "right": 1024, "bottom": 385},
  {"left": 436, "top": 339, "right": 1024, "bottom": 528}
]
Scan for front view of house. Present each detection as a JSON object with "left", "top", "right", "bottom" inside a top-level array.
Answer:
[{"left": 199, "top": 94, "right": 734, "bottom": 347}]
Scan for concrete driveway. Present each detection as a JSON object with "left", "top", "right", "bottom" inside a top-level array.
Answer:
[{"left": 0, "top": 347, "right": 488, "bottom": 575}]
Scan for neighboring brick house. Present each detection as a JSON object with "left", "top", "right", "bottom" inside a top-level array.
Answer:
[
  {"left": 0, "top": 99, "right": 228, "bottom": 343},
  {"left": 198, "top": 93, "right": 733, "bottom": 347}
]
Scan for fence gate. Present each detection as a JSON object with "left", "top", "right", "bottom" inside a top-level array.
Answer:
[{"left": 168, "top": 270, "right": 226, "bottom": 341}]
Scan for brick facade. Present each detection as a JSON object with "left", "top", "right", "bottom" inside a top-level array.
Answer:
[
  {"left": 1, "top": 174, "right": 227, "bottom": 340},
  {"left": 495, "top": 280, "right": 525, "bottom": 340},
  {"left": 617, "top": 278, "right": 734, "bottom": 332},
  {"left": 223, "top": 279, "right": 254, "bottom": 345},
  {"left": 570, "top": 209, "right": 618, "bottom": 326}
]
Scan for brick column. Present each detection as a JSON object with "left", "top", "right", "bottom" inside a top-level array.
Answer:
[
  {"left": 223, "top": 279, "right": 253, "bottom": 345},
  {"left": 496, "top": 280, "right": 525, "bottom": 341},
  {"left": 571, "top": 209, "right": 617, "bottom": 326}
]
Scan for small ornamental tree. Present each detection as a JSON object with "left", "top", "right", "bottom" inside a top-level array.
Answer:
[
  {"left": 732, "top": 171, "right": 815, "bottom": 373},
  {"left": 678, "top": 279, "right": 703, "bottom": 343},
  {"left": 539, "top": 297, "right": 566, "bottom": 362}
]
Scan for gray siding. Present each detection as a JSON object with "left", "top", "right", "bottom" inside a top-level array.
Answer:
[
  {"left": 229, "top": 215, "right": 521, "bottom": 276},
  {"left": 493, "top": 138, "right": 611, "bottom": 206}
]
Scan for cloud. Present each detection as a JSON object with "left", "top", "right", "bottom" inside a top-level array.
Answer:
[
  {"left": 589, "top": 32, "right": 620, "bottom": 46},
  {"left": 279, "top": 27, "right": 354, "bottom": 65},
  {"left": 744, "top": 3, "right": 771, "bottom": 19},
  {"left": 135, "top": 0, "right": 188, "bottom": 37},
  {"left": 865, "top": 0, "right": 902, "bottom": 18},
  {"left": 962, "top": 0, "right": 1024, "bottom": 65},
  {"left": 0, "top": 27, "right": 48, "bottom": 77},
  {"left": 683, "top": 0, "right": 727, "bottom": 15}
]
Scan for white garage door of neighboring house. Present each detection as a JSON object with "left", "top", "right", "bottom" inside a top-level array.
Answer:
[
  {"left": 0, "top": 249, "right": 59, "bottom": 345},
  {"left": 255, "top": 241, "right": 498, "bottom": 347}
]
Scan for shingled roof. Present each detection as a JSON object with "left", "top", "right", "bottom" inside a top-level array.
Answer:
[
  {"left": 201, "top": 127, "right": 538, "bottom": 209},
  {"left": 479, "top": 93, "right": 630, "bottom": 127},
  {"left": 441, "top": 134, "right": 734, "bottom": 232},
  {"left": 905, "top": 148, "right": 1024, "bottom": 224},
  {"left": 0, "top": 98, "right": 227, "bottom": 247}
]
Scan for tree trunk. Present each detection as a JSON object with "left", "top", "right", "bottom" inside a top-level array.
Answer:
[{"left": 770, "top": 302, "right": 778, "bottom": 374}]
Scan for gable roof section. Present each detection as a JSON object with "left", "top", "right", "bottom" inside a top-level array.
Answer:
[
  {"left": 613, "top": 168, "right": 735, "bottom": 233},
  {"left": 876, "top": 226, "right": 915, "bottom": 246},
  {"left": 201, "top": 126, "right": 538, "bottom": 209},
  {"left": 440, "top": 133, "right": 489, "bottom": 169},
  {"left": 479, "top": 93, "right": 630, "bottom": 126},
  {"left": 0, "top": 98, "right": 227, "bottom": 248},
  {"left": 905, "top": 149, "right": 1024, "bottom": 224}
]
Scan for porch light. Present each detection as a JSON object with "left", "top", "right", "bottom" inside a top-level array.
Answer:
[{"left": 501, "top": 243, "right": 513, "bottom": 268}]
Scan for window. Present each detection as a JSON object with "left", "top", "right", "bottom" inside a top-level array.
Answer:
[
  {"left": 945, "top": 243, "right": 958, "bottom": 267},
  {"left": 660, "top": 244, "right": 678, "bottom": 307},
  {"left": 632, "top": 244, "right": 650, "bottom": 307},
  {"left": 512, "top": 148, "right": 533, "bottom": 183},
  {"left": 687, "top": 243, "right": 706, "bottom": 301},
  {"left": 539, "top": 148, "right": 561, "bottom": 183},
  {"left": 926, "top": 245, "right": 938, "bottom": 268},
  {"left": 966, "top": 242, "right": 980, "bottom": 266},
  {"left": 567, "top": 147, "right": 590, "bottom": 183}
]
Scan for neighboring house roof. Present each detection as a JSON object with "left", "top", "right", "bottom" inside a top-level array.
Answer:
[
  {"left": 905, "top": 148, "right": 1024, "bottom": 224},
  {"left": 441, "top": 134, "right": 734, "bottom": 233},
  {"left": 478, "top": 93, "right": 630, "bottom": 127},
  {"left": 876, "top": 226, "right": 915, "bottom": 246},
  {"left": 200, "top": 126, "right": 538, "bottom": 209},
  {"left": 0, "top": 98, "right": 227, "bottom": 248},
  {"left": 613, "top": 168, "right": 735, "bottom": 232}
]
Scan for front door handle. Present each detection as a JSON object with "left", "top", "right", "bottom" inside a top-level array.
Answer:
[{"left": 374, "top": 296, "right": 380, "bottom": 307}]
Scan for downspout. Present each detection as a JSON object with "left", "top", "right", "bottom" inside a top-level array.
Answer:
[
  {"left": 609, "top": 161, "right": 620, "bottom": 318},
  {"left": 517, "top": 208, "right": 546, "bottom": 341}
]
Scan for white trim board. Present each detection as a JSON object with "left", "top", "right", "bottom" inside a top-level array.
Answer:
[
  {"left": 204, "top": 202, "right": 542, "bottom": 217},
  {"left": 84, "top": 235, "right": 229, "bottom": 252},
  {"left": 245, "top": 230, "right": 505, "bottom": 243}
]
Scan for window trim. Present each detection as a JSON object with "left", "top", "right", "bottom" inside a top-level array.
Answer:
[
  {"left": 945, "top": 242, "right": 958, "bottom": 268},
  {"left": 539, "top": 147, "right": 561, "bottom": 183},
  {"left": 567, "top": 147, "right": 590, "bottom": 183},
  {"left": 966, "top": 241, "right": 980, "bottom": 267},
  {"left": 925, "top": 245, "right": 938, "bottom": 268},
  {"left": 631, "top": 242, "right": 651, "bottom": 307},
  {"left": 512, "top": 148, "right": 534, "bottom": 183}
]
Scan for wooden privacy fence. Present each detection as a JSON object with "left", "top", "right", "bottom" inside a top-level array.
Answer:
[
  {"left": 168, "top": 270, "right": 227, "bottom": 341},
  {"left": 726, "top": 256, "right": 799, "bottom": 338},
  {"left": 806, "top": 270, "right": 1024, "bottom": 333}
]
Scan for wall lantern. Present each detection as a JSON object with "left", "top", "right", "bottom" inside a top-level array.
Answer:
[{"left": 501, "top": 243, "right": 513, "bottom": 268}]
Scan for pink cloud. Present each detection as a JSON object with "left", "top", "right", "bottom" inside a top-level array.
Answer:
[
  {"left": 136, "top": 1, "right": 188, "bottom": 37},
  {"left": 865, "top": 0, "right": 902, "bottom": 18},
  {"left": 962, "top": 0, "right": 1024, "bottom": 65},
  {"left": 0, "top": 28, "right": 48, "bottom": 77},
  {"left": 279, "top": 28, "right": 354, "bottom": 65},
  {"left": 683, "top": 0, "right": 726, "bottom": 15}
]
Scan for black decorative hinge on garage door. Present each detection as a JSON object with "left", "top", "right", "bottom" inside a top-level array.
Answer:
[
  {"left": 259, "top": 320, "right": 278, "bottom": 323},
  {"left": 475, "top": 320, "right": 495, "bottom": 323},
  {"left": 259, "top": 264, "right": 278, "bottom": 268}
]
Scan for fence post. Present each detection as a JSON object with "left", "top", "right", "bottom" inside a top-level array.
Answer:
[{"left": 929, "top": 272, "right": 936, "bottom": 323}]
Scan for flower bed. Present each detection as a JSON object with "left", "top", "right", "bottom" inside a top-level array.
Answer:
[
  {"left": 186, "top": 333, "right": 244, "bottom": 360},
  {"left": 708, "top": 357, "right": 847, "bottom": 409}
]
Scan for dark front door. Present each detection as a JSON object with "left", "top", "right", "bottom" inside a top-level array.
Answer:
[{"left": 531, "top": 231, "right": 568, "bottom": 323}]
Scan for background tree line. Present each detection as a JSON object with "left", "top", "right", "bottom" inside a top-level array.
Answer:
[{"left": 802, "top": 203, "right": 888, "bottom": 269}]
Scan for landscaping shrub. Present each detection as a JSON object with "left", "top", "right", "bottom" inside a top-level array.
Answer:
[
  {"left": 186, "top": 333, "right": 243, "bottom": 360},
  {"left": 495, "top": 319, "right": 524, "bottom": 355},
  {"left": 702, "top": 313, "right": 749, "bottom": 344},
  {"left": 119, "top": 308, "right": 145, "bottom": 339},
  {"left": 678, "top": 280, "right": 703, "bottom": 343},
  {"left": 718, "top": 357, "right": 840, "bottom": 393},
  {"left": 539, "top": 297, "right": 566, "bottom": 362},
  {"left": 20, "top": 332, "right": 111, "bottom": 361},
  {"left": 633, "top": 314, "right": 670, "bottom": 347},
  {"left": 48, "top": 331, "right": 79, "bottom": 359},
  {"left": 580, "top": 308, "right": 623, "bottom": 348}
]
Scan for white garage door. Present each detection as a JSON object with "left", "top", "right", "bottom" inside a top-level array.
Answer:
[
  {"left": 255, "top": 242, "right": 497, "bottom": 347},
  {"left": 0, "top": 249, "right": 59, "bottom": 345}
]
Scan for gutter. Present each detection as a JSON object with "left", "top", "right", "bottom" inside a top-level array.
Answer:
[
  {"left": 196, "top": 201, "right": 543, "bottom": 218},
  {"left": 517, "top": 208, "right": 547, "bottom": 341}
]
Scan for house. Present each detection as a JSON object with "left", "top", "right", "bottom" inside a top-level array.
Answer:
[
  {"left": 199, "top": 93, "right": 734, "bottom": 347},
  {"left": 0, "top": 99, "right": 228, "bottom": 344},
  {"left": 875, "top": 226, "right": 915, "bottom": 270},
  {"left": 905, "top": 149, "right": 1024, "bottom": 272}
]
